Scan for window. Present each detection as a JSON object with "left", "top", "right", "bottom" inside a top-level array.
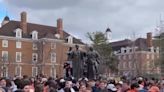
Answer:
[
  {"left": 129, "top": 62, "right": 132, "bottom": 68},
  {"left": 123, "top": 62, "right": 126, "bottom": 69},
  {"left": 124, "top": 50, "right": 126, "bottom": 53},
  {"left": 50, "top": 67, "right": 56, "bottom": 78},
  {"left": 151, "top": 54, "right": 154, "bottom": 60},
  {"left": 32, "top": 53, "right": 38, "bottom": 62},
  {"left": 16, "top": 41, "right": 21, "bottom": 48},
  {"left": 68, "top": 36, "right": 73, "bottom": 44},
  {"left": 123, "top": 55, "right": 126, "bottom": 60},
  {"left": 32, "top": 67, "right": 38, "bottom": 77},
  {"left": 1, "top": 66, "right": 8, "bottom": 77},
  {"left": 129, "top": 49, "right": 132, "bottom": 52},
  {"left": 32, "top": 31, "right": 38, "bottom": 40},
  {"left": 133, "top": 62, "right": 137, "bottom": 68},
  {"left": 51, "top": 53, "right": 56, "bottom": 62},
  {"left": 113, "top": 51, "right": 117, "bottom": 55},
  {"left": 2, "top": 51, "right": 8, "bottom": 62},
  {"left": 147, "top": 61, "right": 150, "bottom": 69},
  {"left": 15, "top": 66, "right": 22, "bottom": 77},
  {"left": 147, "top": 54, "right": 149, "bottom": 59},
  {"left": 118, "top": 55, "right": 121, "bottom": 60},
  {"left": 118, "top": 63, "right": 122, "bottom": 69},
  {"left": 121, "top": 48, "right": 125, "bottom": 53},
  {"left": 33, "top": 43, "right": 37, "bottom": 50},
  {"left": 135, "top": 53, "right": 138, "bottom": 58},
  {"left": 15, "top": 28, "right": 22, "bottom": 38},
  {"left": 156, "top": 47, "right": 159, "bottom": 53},
  {"left": 157, "top": 55, "right": 159, "bottom": 58},
  {"left": 2, "top": 40, "right": 8, "bottom": 47},
  {"left": 51, "top": 43, "right": 56, "bottom": 49},
  {"left": 16, "top": 52, "right": 21, "bottom": 62},
  {"left": 129, "top": 54, "right": 132, "bottom": 60}
]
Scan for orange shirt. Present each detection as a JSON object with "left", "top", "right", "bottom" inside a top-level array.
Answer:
[{"left": 148, "top": 86, "right": 160, "bottom": 92}]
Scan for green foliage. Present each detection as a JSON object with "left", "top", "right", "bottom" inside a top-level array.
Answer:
[
  {"left": 87, "top": 32, "right": 107, "bottom": 45},
  {"left": 87, "top": 31, "right": 119, "bottom": 73}
]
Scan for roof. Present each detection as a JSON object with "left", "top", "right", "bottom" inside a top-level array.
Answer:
[
  {"left": 111, "top": 38, "right": 157, "bottom": 51},
  {"left": 110, "top": 39, "right": 132, "bottom": 51},
  {"left": 135, "top": 38, "right": 147, "bottom": 51},
  {"left": 4, "top": 16, "right": 10, "bottom": 21},
  {"left": 0, "top": 20, "right": 84, "bottom": 44},
  {"left": 106, "top": 27, "right": 111, "bottom": 32}
]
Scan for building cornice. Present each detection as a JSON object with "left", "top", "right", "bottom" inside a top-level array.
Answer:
[
  {"left": 63, "top": 42, "right": 85, "bottom": 47},
  {"left": 1, "top": 62, "right": 63, "bottom": 66},
  {"left": 0, "top": 36, "right": 33, "bottom": 42},
  {"left": 116, "top": 50, "right": 159, "bottom": 55},
  {"left": 0, "top": 36, "right": 67, "bottom": 43}
]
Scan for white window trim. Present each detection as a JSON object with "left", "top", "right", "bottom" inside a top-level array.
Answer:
[
  {"left": 2, "top": 51, "right": 8, "bottom": 62},
  {"left": 50, "top": 66, "right": 56, "bottom": 78},
  {"left": 151, "top": 54, "right": 154, "bottom": 60},
  {"left": 16, "top": 41, "right": 22, "bottom": 48},
  {"left": 51, "top": 43, "right": 56, "bottom": 49},
  {"left": 123, "top": 62, "right": 126, "bottom": 69},
  {"left": 51, "top": 53, "right": 56, "bottom": 62},
  {"left": 2, "top": 40, "right": 8, "bottom": 48},
  {"left": 32, "top": 53, "right": 38, "bottom": 62},
  {"left": 15, "top": 28, "right": 22, "bottom": 38},
  {"left": 68, "top": 36, "right": 73, "bottom": 44},
  {"left": 16, "top": 52, "right": 22, "bottom": 62},
  {"left": 32, "top": 31, "right": 38, "bottom": 40},
  {"left": 129, "top": 62, "right": 132, "bottom": 69},
  {"left": 157, "top": 55, "right": 159, "bottom": 58},
  {"left": 1, "top": 66, "right": 8, "bottom": 77},
  {"left": 123, "top": 55, "right": 126, "bottom": 60},
  {"left": 15, "top": 66, "right": 22, "bottom": 77},
  {"left": 118, "top": 55, "right": 121, "bottom": 60},
  {"left": 147, "top": 61, "right": 150, "bottom": 69},
  {"left": 32, "top": 43, "right": 38, "bottom": 50},
  {"left": 129, "top": 54, "right": 132, "bottom": 60},
  {"left": 147, "top": 54, "right": 149, "bottom": 59},
  {"left": 32, "top": 67, "right": 38, "bottom": 77}
]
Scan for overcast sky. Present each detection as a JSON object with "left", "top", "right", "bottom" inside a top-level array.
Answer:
[{"left": 0, "top": 0, "right": 164, "bottom": 43}]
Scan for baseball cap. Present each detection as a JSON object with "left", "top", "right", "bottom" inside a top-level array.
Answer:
[{"left": 107, "top": 84, "right": 117, "bottom": 91}]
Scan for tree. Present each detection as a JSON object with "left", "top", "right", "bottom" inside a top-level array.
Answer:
[{"left": 87, "top": 31, "right": 119, "bottom": 75}]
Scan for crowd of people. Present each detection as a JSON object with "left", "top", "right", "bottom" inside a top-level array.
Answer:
[{"left": 0, "top": 74, "right": 164, "bottom": 92}]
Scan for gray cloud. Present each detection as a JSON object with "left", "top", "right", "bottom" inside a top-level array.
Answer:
[
  {"left": 2, "top": 0, "right": 164, "bottom": 43},
  {"left": 5, "top": 0, "right": 80, "bottom": 10}
]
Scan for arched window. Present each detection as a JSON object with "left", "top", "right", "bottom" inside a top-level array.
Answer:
[
  {"left": 32, "top": 31, "right": 38, "bottom": 40},
  {"left": 15, "top": 28, "right": 22, "bottom": 38},
  {"left": 68, "top": 35, "right": 73, "bottom": 44}
]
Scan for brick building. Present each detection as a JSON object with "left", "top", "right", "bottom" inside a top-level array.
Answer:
[
  {"left": 0, "top": 11, "right": 84, "bottom": 78},
  {"left": 111, "top": 33, "right": 160, "bottom": 77}
]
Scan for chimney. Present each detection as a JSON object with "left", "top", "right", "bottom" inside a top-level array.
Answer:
[
  {"left": 20, "top": 11, "right": 27, "bottom": 34},
  {"left": 57, "top": 18, "right": 63, "bottom": 38},
  {"left": 147, "top": 32, "right": 152, "bottom": 47}
]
